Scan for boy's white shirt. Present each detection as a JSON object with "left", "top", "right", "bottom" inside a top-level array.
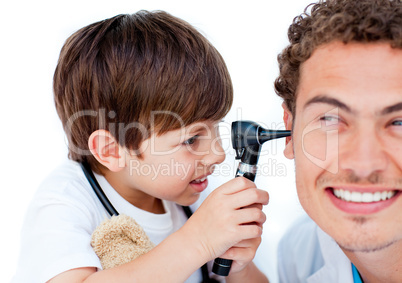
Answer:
[{"left": 12, "top": 160, "right": 220, "bottom": 283}]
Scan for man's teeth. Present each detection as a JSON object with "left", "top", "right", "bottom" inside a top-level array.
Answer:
[
  {"left": 192, "top": 177, "right": 207, "bottom": 184},
  {"left": 333, "top": 189, "right": 396, "bottom": 203}
]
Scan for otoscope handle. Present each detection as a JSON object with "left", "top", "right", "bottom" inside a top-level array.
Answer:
[
  {"left": 212, "top": 162, "right": 258, "bottom": 276},
  {"left": 235, "top": 162, "right": 257, "bottom": 181},
  {"left": 212, "top": 258, "right": 232, "bottom": 276}
]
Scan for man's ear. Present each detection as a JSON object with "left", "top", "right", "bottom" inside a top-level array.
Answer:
[
  {"left": 88, "top": 130, "right": 125, "bottom": 172},
  {"left": 282, "top": 103, "right": 295, "bottom": 160}
]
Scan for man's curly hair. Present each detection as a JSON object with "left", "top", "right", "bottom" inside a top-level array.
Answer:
[{"left": 275, "top": 0, "right": 402, "bottom": 114}]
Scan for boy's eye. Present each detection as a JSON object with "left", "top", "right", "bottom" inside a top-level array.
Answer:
[{"left": 183, "top": 135, "right": 199, "bottom": 145}]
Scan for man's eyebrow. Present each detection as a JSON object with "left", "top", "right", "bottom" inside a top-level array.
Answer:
[
  {"left": 303, "top": 95, "right": 352, "bottom": 113},
  {"left": 380, "top": 102, "right": 402, "bottom": 115}
]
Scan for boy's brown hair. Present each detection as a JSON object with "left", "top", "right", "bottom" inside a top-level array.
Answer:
[
  {"left": 54, "top": 11, "right": 233, "bottom": 173},
  {"left": 274, "top": 0, "right": 402, "bottom": 115}
]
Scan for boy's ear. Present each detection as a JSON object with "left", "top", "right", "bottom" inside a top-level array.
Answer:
[
  {"left": 282, "top": 103, "right": 294, "bottom": 160},
  {"left": 88, "top": 130, "right": 126, "bottom": 172}
]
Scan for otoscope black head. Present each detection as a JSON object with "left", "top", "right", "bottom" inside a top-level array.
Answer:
[
  {"left": 231, "top": 120, "right": 291, "bottom": 163},
  {"left": 231, "top": 121, "right": 259, "bottom": 159}
]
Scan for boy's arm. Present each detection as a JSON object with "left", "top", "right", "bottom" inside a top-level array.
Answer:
[
  {"left": 48, "top": 177, "right": 269, "bottom": 283},
  {"left": 49, "top": 261, "right": 269, "bottom": 283},
  {"left": 48, "top": 227, "right": 209, "bottom": 282}
]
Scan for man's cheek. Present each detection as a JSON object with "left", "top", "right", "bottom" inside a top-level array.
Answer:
[{"left": 299, "top": 126, "right": 339, "bottom": 174}]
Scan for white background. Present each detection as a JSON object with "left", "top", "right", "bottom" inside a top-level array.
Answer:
[{"left": 1, "top": 0, "right": 313, "bottom": 281}]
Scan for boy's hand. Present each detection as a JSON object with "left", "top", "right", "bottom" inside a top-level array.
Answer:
[
  {"left": 182, "top": 177, "right": 269, "bottom": 264},
  {"left": 219, "top": 202, "right": 264, "bottom": 274},
  {"left": 220, "top": 237, "right": 261, "bottom": 273}
]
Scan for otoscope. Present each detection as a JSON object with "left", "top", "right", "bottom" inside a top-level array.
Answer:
[{"left": 212, "top": 120, "right": 291, "bottom": 276}]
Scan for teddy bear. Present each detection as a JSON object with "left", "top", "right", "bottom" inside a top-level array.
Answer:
[{"left": 91, "top": 214, "right": 155, "bottom": 269}]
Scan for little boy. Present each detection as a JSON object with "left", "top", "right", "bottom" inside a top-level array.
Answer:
[{"left": 13, "top": 11, "right": 269, "bottom": 283}]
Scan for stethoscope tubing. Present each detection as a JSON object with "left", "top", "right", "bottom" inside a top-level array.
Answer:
[{"left": 80, "top": 162, "right": 119, "bottom": 216}]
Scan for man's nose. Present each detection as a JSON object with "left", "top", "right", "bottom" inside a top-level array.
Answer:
[{"left": 339, "top": 127, "right": 388, "bottom": 178}]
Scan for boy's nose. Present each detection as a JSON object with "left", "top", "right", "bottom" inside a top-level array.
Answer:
[
  {"left": 202, "top": 137, "right": 226, "bottom": 167},
  {"left": 339, "top": 127, "right": 388, "bottom": 178}
]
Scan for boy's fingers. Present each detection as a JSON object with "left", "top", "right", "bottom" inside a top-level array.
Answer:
[
  {"left": 236, "top": 208, "right": 267, "bottom": 226},
  {"left": 231, "top": 237, "right": 262, "bottom": 249},
  {"left": 242, "top": 203, "right": 263, "bottom": 210},
  {"left": 218, "top": 177, "right": 256, "bottom": 195},
  {"left": 229, "top": 188, "right": 269, "bottom": 209},
  {"left": 235, "top": 222, "right": 264, "bottom": 240},
  {"left": 220, "top": 238, "right": 261, "bottom": 261}
]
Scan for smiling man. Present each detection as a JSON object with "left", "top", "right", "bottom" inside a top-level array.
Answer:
[{"left": 274, "top": 0, "right": 402, "bottom": 282}]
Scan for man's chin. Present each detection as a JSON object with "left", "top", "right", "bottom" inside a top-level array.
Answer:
[
  {"left": 318, "top": 215, "right": 399, "bottom": 254},
  {"left": 338, "top": 238, "right": 396, "bottom": 253}
]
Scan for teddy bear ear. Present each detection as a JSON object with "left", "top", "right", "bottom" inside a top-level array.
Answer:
[{"left": 91, "top": 214, "right": 155, "bottom": 269}]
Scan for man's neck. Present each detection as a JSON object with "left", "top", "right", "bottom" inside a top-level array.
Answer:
[{"left": 342, "top": 240, "right": 402, "bottom": 283}]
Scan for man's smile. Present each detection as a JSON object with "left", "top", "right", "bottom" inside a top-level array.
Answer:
[
  {"left": 325, "top": 187, "right": 401, "bottom": 215},
  {"left": 332, "top": 188, "right": 397, "bottom": 203}
]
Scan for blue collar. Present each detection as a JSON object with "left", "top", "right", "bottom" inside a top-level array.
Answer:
[{"left": 352, "top": 263, "right": 363, "bottom": 283}]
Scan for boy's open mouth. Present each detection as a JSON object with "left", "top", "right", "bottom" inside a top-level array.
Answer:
[
  {"left": 189, "top": 176, "right": 209, "bottom": 193},
  {"left": 190, "top": 177, "right": 207, "bottom": 184}
]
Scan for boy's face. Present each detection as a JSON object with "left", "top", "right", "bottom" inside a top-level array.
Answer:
[
  {"left": 119, "top": 120, "right": 225, "bottom": 207},
  {"left": 284, "top": 42, "right": 402, "bottom": 253}
]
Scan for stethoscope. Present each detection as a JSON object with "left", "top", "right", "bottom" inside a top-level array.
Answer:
[
  {"left": 80, "top": 161, "right": 219, "bottom": 283},
  {"left": 81, "top": 162, "right": 119, "bottom": 216}
]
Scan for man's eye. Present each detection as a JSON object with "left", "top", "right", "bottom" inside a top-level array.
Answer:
[
  {"left": 183, "top": 135, "right": 199, "bottom": 145},
  {"left": 319, "top": 115, "right": 340, "bottom": 125},
  {"left": 320, "top": 115, "right": 337, "bottom": 121},
  {"left": 391, "top": 119, "right": 402, "bottom": 126}
]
